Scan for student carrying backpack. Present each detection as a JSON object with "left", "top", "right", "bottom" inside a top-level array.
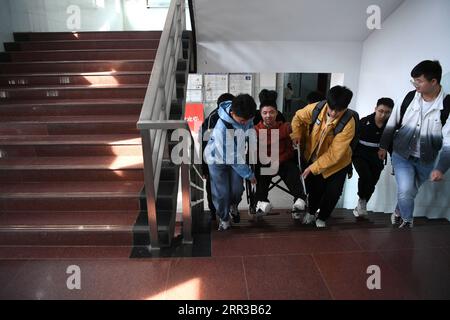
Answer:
[
  {"left": 290, "top": 86, "right": 357, "bottom": 228},
  {"left": 310, "top": 100, "right": 360, "bottom": 153}
]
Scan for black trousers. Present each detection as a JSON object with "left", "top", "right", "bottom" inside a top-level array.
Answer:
[
  {"left": 352, "top": 157, "right": 383, "bottom": 202},
  {"left": 306, "top": 166, "right": 348, "bottom": 221},
  {"left": 255, "top": 159, "right": 305, "bottom": 203},
  {"left": 205, "top": 177, "right": 216, "bottom": 214}
]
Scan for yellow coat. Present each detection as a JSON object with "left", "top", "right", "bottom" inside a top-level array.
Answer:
[{"left": 290, "top": 102, "right": 355, "bottom": 178}]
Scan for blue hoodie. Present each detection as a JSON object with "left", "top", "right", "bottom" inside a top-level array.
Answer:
[{"left": 204, "top": 101, "right": 255, "bottom": 180}]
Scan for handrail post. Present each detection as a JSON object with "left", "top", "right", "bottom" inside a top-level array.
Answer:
[
  {"left": 141, "top": 130, "right": 160, "bottom": 250},
  {"left": 137, "top": 0, "right": 196, "bottom": 249},
  {"left": 181, "top": 162, "right": 193, "bottom": 244}
]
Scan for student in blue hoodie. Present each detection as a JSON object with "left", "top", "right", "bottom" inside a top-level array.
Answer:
[{"left": 204, "top": 94, "right": 258, "bottom": 231}]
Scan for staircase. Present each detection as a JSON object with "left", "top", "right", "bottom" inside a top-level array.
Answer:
[{"left": 0, "top": 31, "right": 189, "bottom": 256}]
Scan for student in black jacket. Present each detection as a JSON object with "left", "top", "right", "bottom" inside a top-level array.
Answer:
[
  {"left": 352, "top": 97, "right": 394, "bottom": 217},
  {"left": 200, "top": 93, "right": 235, "bottom": 220}
]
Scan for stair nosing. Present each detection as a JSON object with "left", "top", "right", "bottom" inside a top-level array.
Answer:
[
  {"left": 0, "top": 84, "right": 147, "bottom": 91},
  {"left": 0, "top": 59, "right": 155, "bottom": 65},
  {"left": 8, "top": 49, "right": 158, "bottom": 54}
]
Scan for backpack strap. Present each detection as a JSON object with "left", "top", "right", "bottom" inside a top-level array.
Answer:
[
  {"left": 207, "top": 109, "right": 219, "bottom": 130},
  {"left": 334, "top": 109, "right": 353, "bottom": 135},
  {"left": 309, "top": 100, "right": 327, "bottom": 134},
  {"left": 397, "top": 90, "right": 416, "bottom": 130},
  {"left": 441, "top": 94, "right": 450, "bottom": 127}
]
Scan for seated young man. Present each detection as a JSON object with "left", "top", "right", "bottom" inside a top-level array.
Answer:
[
  {"left": 254, "top": 97, "right": 307, "bottom": 219},
  {"left": 204, "top": 94, "right": 257, "bottom": 231}
]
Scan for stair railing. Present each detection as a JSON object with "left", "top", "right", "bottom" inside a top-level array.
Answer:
[{"left": 137, "top": 0, "right": 191, "bottom": 250}]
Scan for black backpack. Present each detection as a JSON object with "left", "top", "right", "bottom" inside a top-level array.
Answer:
[
  {"left": 309, "top": 100, "right": 360, "bottom": 152},
  {"left": 397, "top": 90, "right": 450, "bottom": 130}
]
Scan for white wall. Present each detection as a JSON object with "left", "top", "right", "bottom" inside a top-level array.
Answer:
[
  {"left": 4, "top": 0, "right": 175, "bottom": 32},
  {"left": 8, "top": 0, "right": 125, "bottom": 32},
  {"left": 197, "top": 40, "right": 363, "bottom": 110},
  {"left": 0, "top": 0, "right": 13, "bottom": 48},
  {"left": 344, "top": 0, "right": 450, "bottom": 219}
]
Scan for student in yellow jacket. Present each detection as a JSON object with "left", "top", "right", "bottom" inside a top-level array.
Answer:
[{"left": 290, "top": 86, "right": 355, "bottom": 228}]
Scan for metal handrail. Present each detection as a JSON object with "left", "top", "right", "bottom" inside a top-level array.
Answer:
[{"left": 137, "top": 0, "right": 186, "bottom": 250}]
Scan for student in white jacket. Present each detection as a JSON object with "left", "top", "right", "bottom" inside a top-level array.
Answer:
[{"left": 379, "top": 60, "right": 450, "bottom": 228}]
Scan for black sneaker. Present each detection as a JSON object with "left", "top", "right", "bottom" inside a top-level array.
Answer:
[
  {"left": 229, "top": 205, "right": 241, "bottom": 223},
  {"left": 399, "top": 220, "right": 413, "bottom": 229}
]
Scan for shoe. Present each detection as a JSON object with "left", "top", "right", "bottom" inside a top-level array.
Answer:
[
  {"left": 292, "top": 198, "right": 306, "bottom": 211},
  {"left": 353, "top": 199, "right": 368, "bottom": 217},
  {"left": 291, "top": 211, "right": 303, "bottom": 220},
  {"left": 229, "top": 205, "right": 240, "bottom": 223},
  {"left": 291, "top": 198, "right": 306, "bottom": 220},
  {"left": 391, "top": 212, "right": 401, "bottom": 225},
  {"left": 315, "top": 219, "right": 326, "bottom": 228},
  {"left": 398, "top": 220, "right": 413, "bottom": 229},
  {"left": 218, "top": 219, "right": 231, "bottom": 231},
  {"left": 302, "top": 212, "right": 316, "bottom": 225},
  {"left": 256, "top": 201, "right": 272, "bottom": 218}
]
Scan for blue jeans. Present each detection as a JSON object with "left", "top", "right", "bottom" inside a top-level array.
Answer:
[
  {"left": 391, "top": 152, "right": 434, "bottom": 222},
  {"left": 208, "top": 164, "right": 244, "bottom": 222}
]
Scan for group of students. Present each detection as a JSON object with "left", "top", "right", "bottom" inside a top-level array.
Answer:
[{"left": 201, "top": 60, "right": 450, "bottom": 231}]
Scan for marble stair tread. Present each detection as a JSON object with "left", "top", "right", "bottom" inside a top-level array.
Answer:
[{"left": 0, "top": 156, "right": 144, "bottom": 170}]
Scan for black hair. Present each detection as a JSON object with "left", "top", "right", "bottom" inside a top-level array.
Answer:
[
  {"left": 411, "top": 60, "right": 442, "bottom": 84},
  {"left": 377, "top": 97, "right": 394, "bottom": 109},
  {"left": 217, "top": 93, "right": 235, "bottom": 107},
  {"left": 231, "top": 94, "right": 257, "bottom": 120},
  {"left": 326, "top": 86, "right": 353, "bottom": 111},
  {"left": 259, "top": 89, "right": 278, "bottom": 109},
  {"left": 307, "top": 91, "right": 326, "bottom": 104}
]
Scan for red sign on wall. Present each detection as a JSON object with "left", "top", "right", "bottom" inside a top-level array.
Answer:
[{"left": 184, "top": 103, "right": 204, "bottom": 133}]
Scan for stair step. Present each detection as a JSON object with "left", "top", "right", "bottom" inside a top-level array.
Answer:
[
  {"left": 0, "top": 134, "right": 142, "bottom": 157},
  {"left": 0, "top": 167, "right": 144, "bottom": 183},
  {"left": 0, "top": 210, "right": 138, "bottom": 227},
  {"left": 0, "top": 181, "right": 144, "bottom": 211},
  {"left": 0, "top": 230, "right": 136, "bottom": 247},
  {"left": 0, "top": 84, "right": 147, "bottom": 100},
  {"left": 0, "top": 99, "right": 143, "bottom": 116},
  {"left": 8, "top": 49, "right": 157, "bottom": 62},
  {"left": 6, "top": 39, "right": 160, "bottom": 51},
  {"left": 14, "top": 31, "right": 162, "bottom": 41},
  {"left": 0, "top": 115, "right": 139, "bottom": 135},
  {"left": 0, "top": 72, "right": 150, "bottom": 86},
  {"left": 0, "top": 246, "right": 134, "bottom": 259},
  {"left": 0, "top": 156, "right": 143, "bottom": 170},
  {"left": 0, "top": 60, "right": 154, "bottom": 74}
]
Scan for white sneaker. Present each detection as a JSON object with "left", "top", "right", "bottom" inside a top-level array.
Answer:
[
  {"left": 391, "top": 212, "right": 401, "bottom": 225},
  {"left": 302, "top": 212, "right": 316, "bottom": 225},
  {"left": 291, "top": 198, "right": 306, "bottom": 220},
  {"left": 292, "top": 198, "right": 306, "bottom": 211},
  {"left": 256, "top": 201, "right": 272, "bottom": 217},
  {"left": 218, "top": 219, "right": 231, "bottom": 231},
  {"left": 315, "top": 219, "right": 326, "bottom": 228},
  {"left": 353, "top": 199, "right": 368, "bottom": 217}
]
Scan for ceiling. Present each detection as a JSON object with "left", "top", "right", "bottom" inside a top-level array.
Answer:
[{"left": 193, "top": 0, "right": 405, "bottom": 42}]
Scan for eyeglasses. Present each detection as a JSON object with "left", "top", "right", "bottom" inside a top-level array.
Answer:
[{"left": 410, "top": 79, "right": 424, "bottom": 87}]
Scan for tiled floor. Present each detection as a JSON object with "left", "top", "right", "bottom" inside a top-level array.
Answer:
[{"left": 0, "top": 209, "right": 449, "bottom": 300}]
